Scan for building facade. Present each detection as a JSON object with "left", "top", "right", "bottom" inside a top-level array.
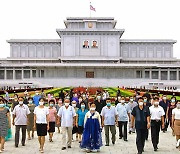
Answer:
[{"left": 0, "top": 17, "right": 180, "bottom": 88}]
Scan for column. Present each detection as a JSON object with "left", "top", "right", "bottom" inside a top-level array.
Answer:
[
  {"left": 149, "top": 69, "right": 152, "bottom": 79},
  {"left": 4, "top": 68, "right": 7, "bottom": 80},
  {"left": 13, "top": 69, "right": 15, "bottom": 80},
  {"left": 158, "top": 68, "right": 161, "bottom": 80},
  {"left": 22, "top": 68, "right": 24, "bottom": 79},
  {"left": 30, "top": 69, "right": 33, "bottom": 78},
  {"left": 177, "top": 68, "right": 179, "bottom": 81},
  {"left": 167, "top": 68, "right": 170, "bottom": 80}
]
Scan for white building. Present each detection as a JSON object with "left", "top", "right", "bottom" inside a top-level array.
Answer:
[{"left": 0, "top": 17, "right": 180, "bottom": 88}]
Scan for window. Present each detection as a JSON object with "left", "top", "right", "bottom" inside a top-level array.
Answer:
[
  {"left": 170, "top": 71, "right": 177, "bottom": 80},
  {"left": 15, "top": 70, "right": 22, "bottom": 79},
  {"left": 161, "top": 71, "right": 168, "bottom": 80},
  {"left": 32, "top": 70, "right": 36, "bottom": 78},
  {"left": 24, "top": 70, "right": 30, "bottom": 78},
  {"left": 145, "top": 71, "right": 150, "bottom": 79},
  {"left": 0, "top": 70, "right": 4, "bottom": 79},
  {"left": 86, "top": 72, "right": 94, "bottom": 78},
  {"left": 41, "top": 70, "right": 44, "bottom": 78},
  {"left": 136, "top": 71, "right": 142, "bottom": 78},
  {"left": 6, "top": 70, "right": 13, "bottom": 79},
  {"left": 152, "top": 71, "right": 159, "bottom": 79}
]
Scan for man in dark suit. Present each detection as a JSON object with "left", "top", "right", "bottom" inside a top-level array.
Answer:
[{"left": 83, "top": 40, "right": 89, "bottom": 48}]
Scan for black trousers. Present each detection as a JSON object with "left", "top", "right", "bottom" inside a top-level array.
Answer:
[
  {"left": 151, "top": 120, "right": 161, "bottom": 149},
  {"left": 161, "top": 115, "right": 168, "bottom": 131},
  {"left": 136, "top": 129, "right": 146, "bottom": 153},
  {"left": 118, "top": 121, "right": 127, "bottom": 140},
  {"left": 145, "top": 128, "right": 149, "bottom": 140},
  {"left": 15, "top": 125, "right": 27, "bottom": 146}
]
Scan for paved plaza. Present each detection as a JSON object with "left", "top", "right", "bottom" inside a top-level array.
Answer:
[{"left": 2, "top": 126, "right": 179, "bottom": 154}]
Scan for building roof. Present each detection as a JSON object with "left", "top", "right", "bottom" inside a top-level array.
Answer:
[
  {"left": 120, "top": 39, "right": 177, "bottom": 43},
  {"left": 7, "top": 39, "right": 61, "bottom": 43}
]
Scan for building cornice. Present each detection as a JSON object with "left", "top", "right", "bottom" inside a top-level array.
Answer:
[
  {"left": 7, "top": 39, "right": 61, "bottom": 43},
  {"left": 120, "top": 39, "right": 177, "bottom": 44}
]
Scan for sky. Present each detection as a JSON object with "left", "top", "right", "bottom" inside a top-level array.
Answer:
[{"left": 0, "top": 0, "right": 180, "bottom": 58}]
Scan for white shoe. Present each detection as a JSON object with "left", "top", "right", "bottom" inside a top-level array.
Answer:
[{"left": 176, "top": 139, "right": 180, "bottom": 148}]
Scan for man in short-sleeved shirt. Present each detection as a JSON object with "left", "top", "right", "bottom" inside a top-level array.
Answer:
[
  {"left": 12, "top": 97, "right": 30, "bottom": 147},
  {"left": 57, "top": 99, "right": 76, "bottom": 150},
  {"left": 149, "top": 97, "right": 165, "bottom": 151},
  {"left": 101, "top": 98, "right": 118, "bottom": 146},
  {"left": 116, "top": 97, "right": 131, "bottom": 141},
  {"left": 131, "top": 97, "right": 150, "bottom": 154}
]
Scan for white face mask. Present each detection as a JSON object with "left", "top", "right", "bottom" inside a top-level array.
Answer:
[
  {"left": 177, "top": 104, "right": 180, "bottom": 109},
  {"left": 139, "top": 102, "right": 143, "bottom": 106},
  {"left": 121, "top": 100, "right": 125, "bottom": 103},
  {"left": 90, "top": 107, "right": 96, "bottom": 111},
  {"left": 72, "top": 104, "right": 76, "bottom": 107},
  {"left": 97, "top": 96, "right": 101, "bottom": 100},
  {"left": 130, "top": 98, "right": 134, "bottom": 102},
  {"left": 65, "top": 103, "right": 69, "bottom": 107},
  {"left": 163, "top": 97, "right": 167, "bottom": 100},
  {"left": 19, "top": 101, "right": 23, "bottom": 105},
  {"left": 154, "top": 101, "right": 159, "bottom": 105},
  {"left": 39, "top": 102, "right": 44, "bottom": 106},
  {"left": 79, "top": 99, "right": 82, "bottom": 102},
  {"left": 118, "top": 97, "right": 121, "bottom": 100}
]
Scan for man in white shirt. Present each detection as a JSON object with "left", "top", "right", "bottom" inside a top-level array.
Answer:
[
  {"left": 57, "top": 99, "right": 76, "bottom": 150},
  {"left": 116, "top": 96, "right": 131, "bottom": 141},
  {"left": 149, "top": 97, "right": 165, "bottom": 152},
  {"left": 12, "top": 97, "right": 30, "bottom": 147},
  {"left": 101, "top": 98, "right": 118, "bottom": 146}
]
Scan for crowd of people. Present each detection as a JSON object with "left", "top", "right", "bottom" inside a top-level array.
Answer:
[{"left": 0, "top": 89, "right": 180, "bottom": 154}]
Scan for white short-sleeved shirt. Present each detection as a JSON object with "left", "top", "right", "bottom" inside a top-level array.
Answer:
[
  {"left": 58, "top": 105, "right": 76, "bottom": 127},
  {"left": 101, "top": 106, "right": 118, "bottom": 125},
  {"left": 12, "top": 104, "right": 30, "bottom": 125},
  {"left": 149, "top": 105, "right": 165, "bottom": 120},
  {"left": 116, "top": 103, "right": 131, "bottom": 121},
  {"left": 172, "top": 108, "right": 180, "bottom": 120},
  {"left": 34, "top": 106, "right": 49, "bottom": 124}
]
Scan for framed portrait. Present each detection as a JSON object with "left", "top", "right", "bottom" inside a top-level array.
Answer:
[
  {"left": 91, "top": 40, "right": 98, "bottom": 48},
  {"left": 82, "top": 40, "right": 90, "bottom": 48}
]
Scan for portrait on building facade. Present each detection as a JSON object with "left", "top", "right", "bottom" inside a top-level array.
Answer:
[
  {"left": 83, "top": 40, "right": 89, "bottom": 48},
  {"left": 91, "top": 40, "right": 98, "bottom": 48}
]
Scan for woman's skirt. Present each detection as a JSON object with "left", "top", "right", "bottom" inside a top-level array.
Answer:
[
  {"left": 36, "top": 124, "right": 47, "bottom": 136},
  {"left": 48, "top": 122, "right": 55, "bottom": 133},
  {"left": 174, "top": 120, "right": 180, "bottom": 135}
]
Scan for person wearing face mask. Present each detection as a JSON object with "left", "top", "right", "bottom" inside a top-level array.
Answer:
[
  {"left": 128, "top": 96, "right": 138, "bottom": 134},
  {"left": 33, "top": 98, "right": 49, "bottom": 153},
  {"left": 33, "top": 91, "right": 41, "bottom": 107},
  {"left": 55, "top": 99, "right": 63, "bottom": 133},
  {"left": 166, "top": 97, "right": 177, "bottom": 136},
  {"left": 82, "top": 94, "right": 89, "bottom": 110},
  {"left": 115, "top": 96, "right": 121, "bottom": 106},
  {"left": 172, "top": 100, "right": 180, "bottom": 150},
  {"left": 80, "top": 103, "right": 102, "bottom": 152},
  {"left": 76, "top": 102, "right": 88, "bottom": 142},
  {"left": 57, "top": 99, "right": 76, "bottom": 150},
  {"left": 12, "top": 97, "right": 30, "bottom": 148},
  {"left": 149, "top": 97, "right": 165, "bottom": 152},
  {"left": 116, "top": 97, "right": 131, "bottom": 141},
  {"left": 27, "top": 97, "right": 35, "bottom": 140},
  {"left": 131, "top": 97, "right": 150, "bottom": 154},
  {"left": 11, "top": 94, "right": 19, "bottom": 112},
  {"left": 101, "top": 98, "right": 118, "bottom": 146},
  {"left": 95, "top": 95, "right": 106, "bottom": 114},
  {"left": 0, "top": 99, "right": 11, "bottom": 153},
  {"left": 71, "top": 100, "right": 78, "bottom": 141},
  {"left": 72, "top": 93, "right": 79, "bottom": 104},
  {"left": 159, "top": 95, "right": 170, "bottom": 132},
  {"left": 48, "top": 100, "right": 57, "bottom": 142}
]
